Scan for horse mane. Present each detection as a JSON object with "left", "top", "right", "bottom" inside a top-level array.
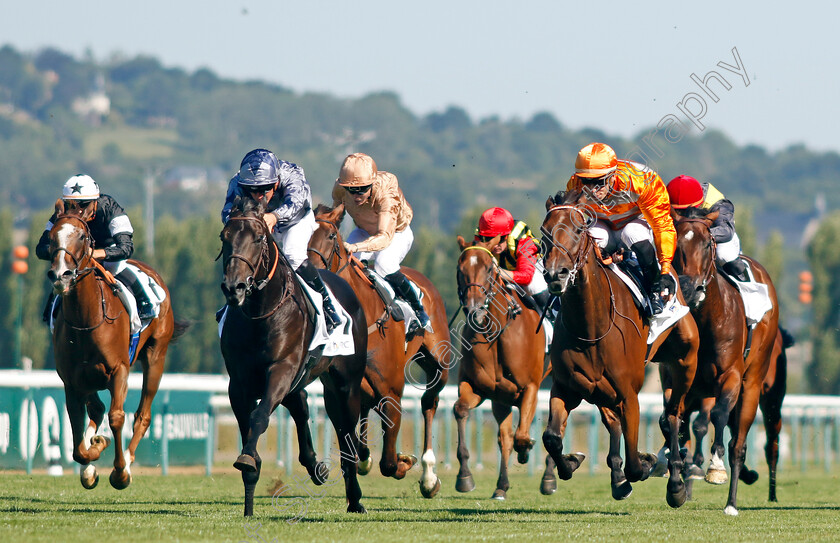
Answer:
[
  {"left": 676, "top": 206, "right": 712, "bottom": 220},
  {"left": 231, "top": 195, "right": 264, "bottom": 218}
]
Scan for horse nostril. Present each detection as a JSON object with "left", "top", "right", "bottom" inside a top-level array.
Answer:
[{"left": 47, "top": 270, "right": 57, "bottom": 282}]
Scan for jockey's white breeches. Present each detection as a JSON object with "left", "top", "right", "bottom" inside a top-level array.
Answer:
[
  {"left": 347, "top": 225, "right": 414, "bottom": 276},
  {"left": 273, "top": 209, "right": 317, "bottom": 271}
]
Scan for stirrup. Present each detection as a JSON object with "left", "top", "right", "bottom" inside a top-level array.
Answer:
[
  {"left": 137, "top": 300, "right": 155, "bottom": 320},
  {"left": 323, "top": 303, "right": 340, "bottom": 332}
]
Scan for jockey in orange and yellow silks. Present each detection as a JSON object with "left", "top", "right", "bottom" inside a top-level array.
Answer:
[{"left": 564, "top": 142, "right": 677, "bottom": 315}]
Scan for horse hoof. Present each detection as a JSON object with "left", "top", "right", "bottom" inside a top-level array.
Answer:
[
  {"left": 109, "top": 469, "right": 131, "bottom": 490},
  {"left": 739, "top": 468, "right": 759, "bottom": 485},
  {"left": 562, "top": 452, "right": 586, "bottom": 477},
  {"left": 516, "top": 450, "right": 530, "bottom": 464},
  {"left": 455, "top": 475, "right": 476, "bottom": 493},
  {"left": 705, "top": 468, "right": 728, "bottom": 485},
  {"left": 311, "top": 461, "right": 329, "bottom": 485},
  {"left": 80, "top": 465, "right": 99, "bottom": 489},
  {"left": 666, "top": 480, "right": 687, "bottom": 509},
  {"left": 358, "top": 457, "right": 373, "bottom": 476},
  {"left": 685, "top": 464, "right": 705, "bottom": 480},
  {"left": 639, "top": 453, "right": 658, "bottom": 481},
  {"left": 233, "top": 454, "right": 257, "bottom": 473},
  {"left": 612, "top": 478, "right": 633, "bottom": 500},
  {"left": 651, "top": 447, "right": 669, "bottom": 477},
  {"left": 491, "top": 489, "right": 506, "bottom": 500},
  {"left": 347, "top": 502, "right": 367, "bottom": 514},
  {"left": 540, "top": 476, "right": 557, "bottom": 495},
  {"left": 420, "top": 477, "right": 441, "bottom": 499},
  {"left": 398, "top": 453, "right": 418, "bottom": 470},
  {"left": 724, "top": 505, "right": 739, "bottom": 516}
]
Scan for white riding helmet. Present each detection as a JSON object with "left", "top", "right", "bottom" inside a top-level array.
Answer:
[{"left": 62, "top": 174, "right": 100, "bottom": 200}]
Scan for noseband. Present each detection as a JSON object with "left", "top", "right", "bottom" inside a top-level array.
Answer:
[
  {"left": 456, "top": 245, "right": 520, "bottom": 331},
  {"left": 542, "top": 205, "right": 593, "bottom": 286},
  {"left": 677, "top": 218, "right": 717, "bottom": 291},
  {"left": 49, "top": 215, "right": 96, "bottom": 287},
  {"left": 307, "top": 218, "right": 345, "bottom": 272}
]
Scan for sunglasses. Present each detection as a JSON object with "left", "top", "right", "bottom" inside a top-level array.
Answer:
[
  {"left": 476, "top": 234, "right": 498, "bottom": 243},
  {"left": 243, "top": 185, "right": 274, "bottom": 195},
  {"left": 580, "top": 173, "right": 614, "bottom": 188},
  {"left": 345, "top": 185, "right": 372, "bottom": 195}
]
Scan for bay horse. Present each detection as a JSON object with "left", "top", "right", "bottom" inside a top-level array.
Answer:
[
  {"left": 453, "top": 236, "right": 556, "bottom": 499},
  {"left": 46, "top": 199, "right": 186, "bottom": 490},
  {"left": 540, "top": 190, "right": 699, "bottom": 508},
  {"left": 667, "top": 207, "right": 780, "bottom": 515},
  {"left": 307, "top": 203, "right": 449, "bottom": 498},
  {"left": 221, "top": 198, "right": 368, "bottom": 516}
]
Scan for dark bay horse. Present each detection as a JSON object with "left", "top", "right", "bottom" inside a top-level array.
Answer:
[
  {"left": 221, "top": 198, "right": 368, "bottom": 516},
  {"left": 46, "top": 199, "right": 186, "bottom": 490},
  {"left": 668, "top": 207, "right": 780, "bottom": 515},
  {"left": 453, "top": 236, "right": 556, "bottom": 499},
  {"left": 540, "top": 191, "right": 699, "bottom": 508},
  {"left": 307, "top": 203, "right": 449, "bottom": 498}
]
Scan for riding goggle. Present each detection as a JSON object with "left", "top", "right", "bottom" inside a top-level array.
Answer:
[
  {"left": 579, "top": 173, "right": 614, "bottom": 188},
  {"left": 241, "top": 184, "right": 274, "bottom": 195},
  {"left": 345, "top": 184, "right": 372, "bottom": 195},
  {"left": 475, "top": 234, "right": 500, "bottom": 243}
]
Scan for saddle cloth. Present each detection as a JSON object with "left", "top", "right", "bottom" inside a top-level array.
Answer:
[
  {"left": 364, "top": 269, "right": 432, "bottom": 335},
  {"left": 720, "top": 260, "right": 773, "bottom": 327},
  {"left": 607, "top": 264, "right": 690, "bottom": 345}
]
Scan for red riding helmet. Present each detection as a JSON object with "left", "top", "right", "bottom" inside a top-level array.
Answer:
[
  {"left": 667, "top": 175, "right": 705, "bottom": 208},
  {"left": 477, "top": 207, "right": 515, "bottom": 238}
]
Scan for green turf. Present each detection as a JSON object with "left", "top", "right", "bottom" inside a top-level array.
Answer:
[{"left": 1, "top": 465, "right": 839, "bottom": 542}]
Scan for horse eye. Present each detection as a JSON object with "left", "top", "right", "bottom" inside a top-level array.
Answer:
[{"left": 328, "top": 233, "right": 336, "bottom": 240}]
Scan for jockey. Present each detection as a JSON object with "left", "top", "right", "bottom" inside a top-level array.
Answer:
[
  {"left": 566, "top": 142, "right": 677, "bottom": 315},
  {"left": 332, "top": 152, "right": 431, "bottom": 331},
  {"left": 222, "top": 148, "right": 340, "bottom": 331},
  {"left": 475, "top": 207, "right": 553, "bottom": 315},
  {"left": 35, "top": 174, "right": 155, "bottom": 320},
  {"left": 667, "top": 174, "right": 748, "bottom": 281}
]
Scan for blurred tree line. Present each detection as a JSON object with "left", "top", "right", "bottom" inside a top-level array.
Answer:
[{"left": 0, "top": 44, "right": 834, "bottom": 385}]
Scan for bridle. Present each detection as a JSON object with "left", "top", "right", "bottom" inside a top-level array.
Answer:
[
  {"left": 676, "top": 217, "right": 717, "bottom": 292},
  {"left": 307, "top": 218, "right": 348, "bottom": 273},
  {"left": 454, "top": 245, "right": 520, "bottom": 334},
  {"left": 49, "top": 214, "right": 122, "bottom": 331}
]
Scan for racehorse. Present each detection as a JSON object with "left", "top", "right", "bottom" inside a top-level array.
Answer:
[
  {"left": 667, "top": 207, "right": 780, "bottom": 515},
  {"left": 453, "top": 236, "right": 556, "bottom": 499},
  {"left": 46, "top": 199, "right": 187, "bottom": 490},
  {"left": 540, "top": 190, "right": 699, "bottom": 508},
  {"left": 220, "top": 198, "right": 368, "bottom": 516},
  {"left": 307, "top": 203, "right": 449, "bottom": 498},
  {"left": 671, "top": 326, "right": 790, "bottom": 502}
]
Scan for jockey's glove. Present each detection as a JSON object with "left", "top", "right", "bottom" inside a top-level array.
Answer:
[{"left": 657, "top": 274, "right": 677, "bottom": 301}]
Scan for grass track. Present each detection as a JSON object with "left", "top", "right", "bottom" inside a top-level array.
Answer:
[{"left": 2, "top": 466, "right": 839, "bottom": 542}]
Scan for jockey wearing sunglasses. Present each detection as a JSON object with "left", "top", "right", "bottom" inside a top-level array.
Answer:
[
  {"left": 332, "top": 152, "right": 431, "bottom": 331},
  {"left": 222, "top": 148, "right": 340, "bottom": 331},
  {"left": 565, "top": 142, "right": 677, "bottom": 316},
  {"left": 36, "top": 174, "right": 156, "bottom": 320}
]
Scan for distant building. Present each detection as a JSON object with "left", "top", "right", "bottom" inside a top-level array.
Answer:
[
  {"left": 163, "top": 166, "right": 226, "bottom": 192},
  {"left": 72, "top": 73, "right": 110, "bottom": 126}
]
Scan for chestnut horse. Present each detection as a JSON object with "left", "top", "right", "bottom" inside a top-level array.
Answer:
[
  {"left": 453, "top": 236, "right": 556, "bottom": 499},
  {"left": 667, "top": 207, "right": 780, "bottom": 515},
  {"left": 221, "top": 198, "right": 368, "bottom": 516},
  {"left": 46, "top": 199, "right": 186, "bottom": 490},
  {"left": 307, "top": 203, "right": 449, "bottom": 498},
  {"left": 540, "top": 190, "right": 699, "bottom": 508}
]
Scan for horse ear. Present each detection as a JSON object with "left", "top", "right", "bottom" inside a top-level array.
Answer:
[
  {"left": 705, "top": 210, "right": 720, "bottom": 224},
  {"left": 332, "top": 203, "right": 346, "bottom": 224},
  {"left": 669, "top": 207, "right": 680, "bottom": 223},
  {"left": 457, "top": 235, "right": 469, "bottom": 250},
  {"left": 54, "top": 198, "right": 65, "bottom": 215},
  {"left": 80, "top": 200, "right": 96, "bottom": 221},
  {"left": 545, "top": 196, "right": 554, "bottom": 210}
]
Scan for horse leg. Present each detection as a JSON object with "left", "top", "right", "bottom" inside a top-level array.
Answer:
[
  {"left": 106, "top": 365, "right": 132, "bottom": 490},
  {"left": 540, "top": 454, "right": 557, "bottom": 495},
  {"left": 724, "top": 383, "right": 761, "bottom": 516},
  {"left": 601, "top": 407, "right": 632, "bottom": 499},
  {"left": 375, "top": 393, "right": 416, "bottom": 480},
  {"left": 281, "top": 389, "right": 324, "bottom": 484},
  {"left": 513, "top": 383, "right": 538, "bottom": 464},
  {"left": 706, "top": 372, "right": 741, "bottom": 486},
  {"left": 688, "top": 399, "right": 713, "bottom": 481},
  {"left": 490, "top": 401, "right": 514, "bottom": 500},
  {"left": 357, "top": 403, "right": 374, "bottom": 475},
  {"left": 321, "top": 370, "right": 366, "bottom": 514},
  {"left": 542, "top": 385, "right": 584, "bottom": 481},
  {"left": 127, "top": 347, "right": 165, "bottom": 464},
  {"left": 761, "top": 388, "right": 784, "bottom": 502},
  {"left": 65, "top": 389, "right": 108, "bottom": 489},
  {"left": 228, "top": 384, "right": 258, "bottom": 517},
  {"left": 417, "top": 348, "right": 447, "bottom": 499},
  {"left": 453, "top": 380, "right": 484, "bottom": 492}
]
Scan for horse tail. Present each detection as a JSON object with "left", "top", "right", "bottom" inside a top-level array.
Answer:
[
  {"left": 171, "top": 318, "right": 191, "bottom": 342},
  {"left": 779, "top": 326, "right": 795, "bottom": 349}
]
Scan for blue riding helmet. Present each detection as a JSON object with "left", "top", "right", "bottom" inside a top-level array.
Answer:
[{"left": 237, "top": 149, "right": 280, "bottom": 186}]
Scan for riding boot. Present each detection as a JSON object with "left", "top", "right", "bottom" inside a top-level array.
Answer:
[
  {"left": 297, "top": 260, "right": 341, "bottom": 332},
  {"left": 630, "top": 241, "right": 664, "bottom": 316},
  {"left": 385, "top": 270, "right": 431, "bottom": 331},
  {"left": 42, "top": 292, "right": 57, "bottom": 323},
  {"left": 533, "top": 289, "right": 557, "bottom": 323},
  {"left": 722, "top": 258, "right": 749, "bottom": 282},
  {"left": 116, "top": 269, "right": 155, "bottom": 320}
]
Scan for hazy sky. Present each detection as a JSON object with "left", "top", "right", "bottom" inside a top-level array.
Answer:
[{"left": 3, "top": 1, "right": 837, "bottom": 152}]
